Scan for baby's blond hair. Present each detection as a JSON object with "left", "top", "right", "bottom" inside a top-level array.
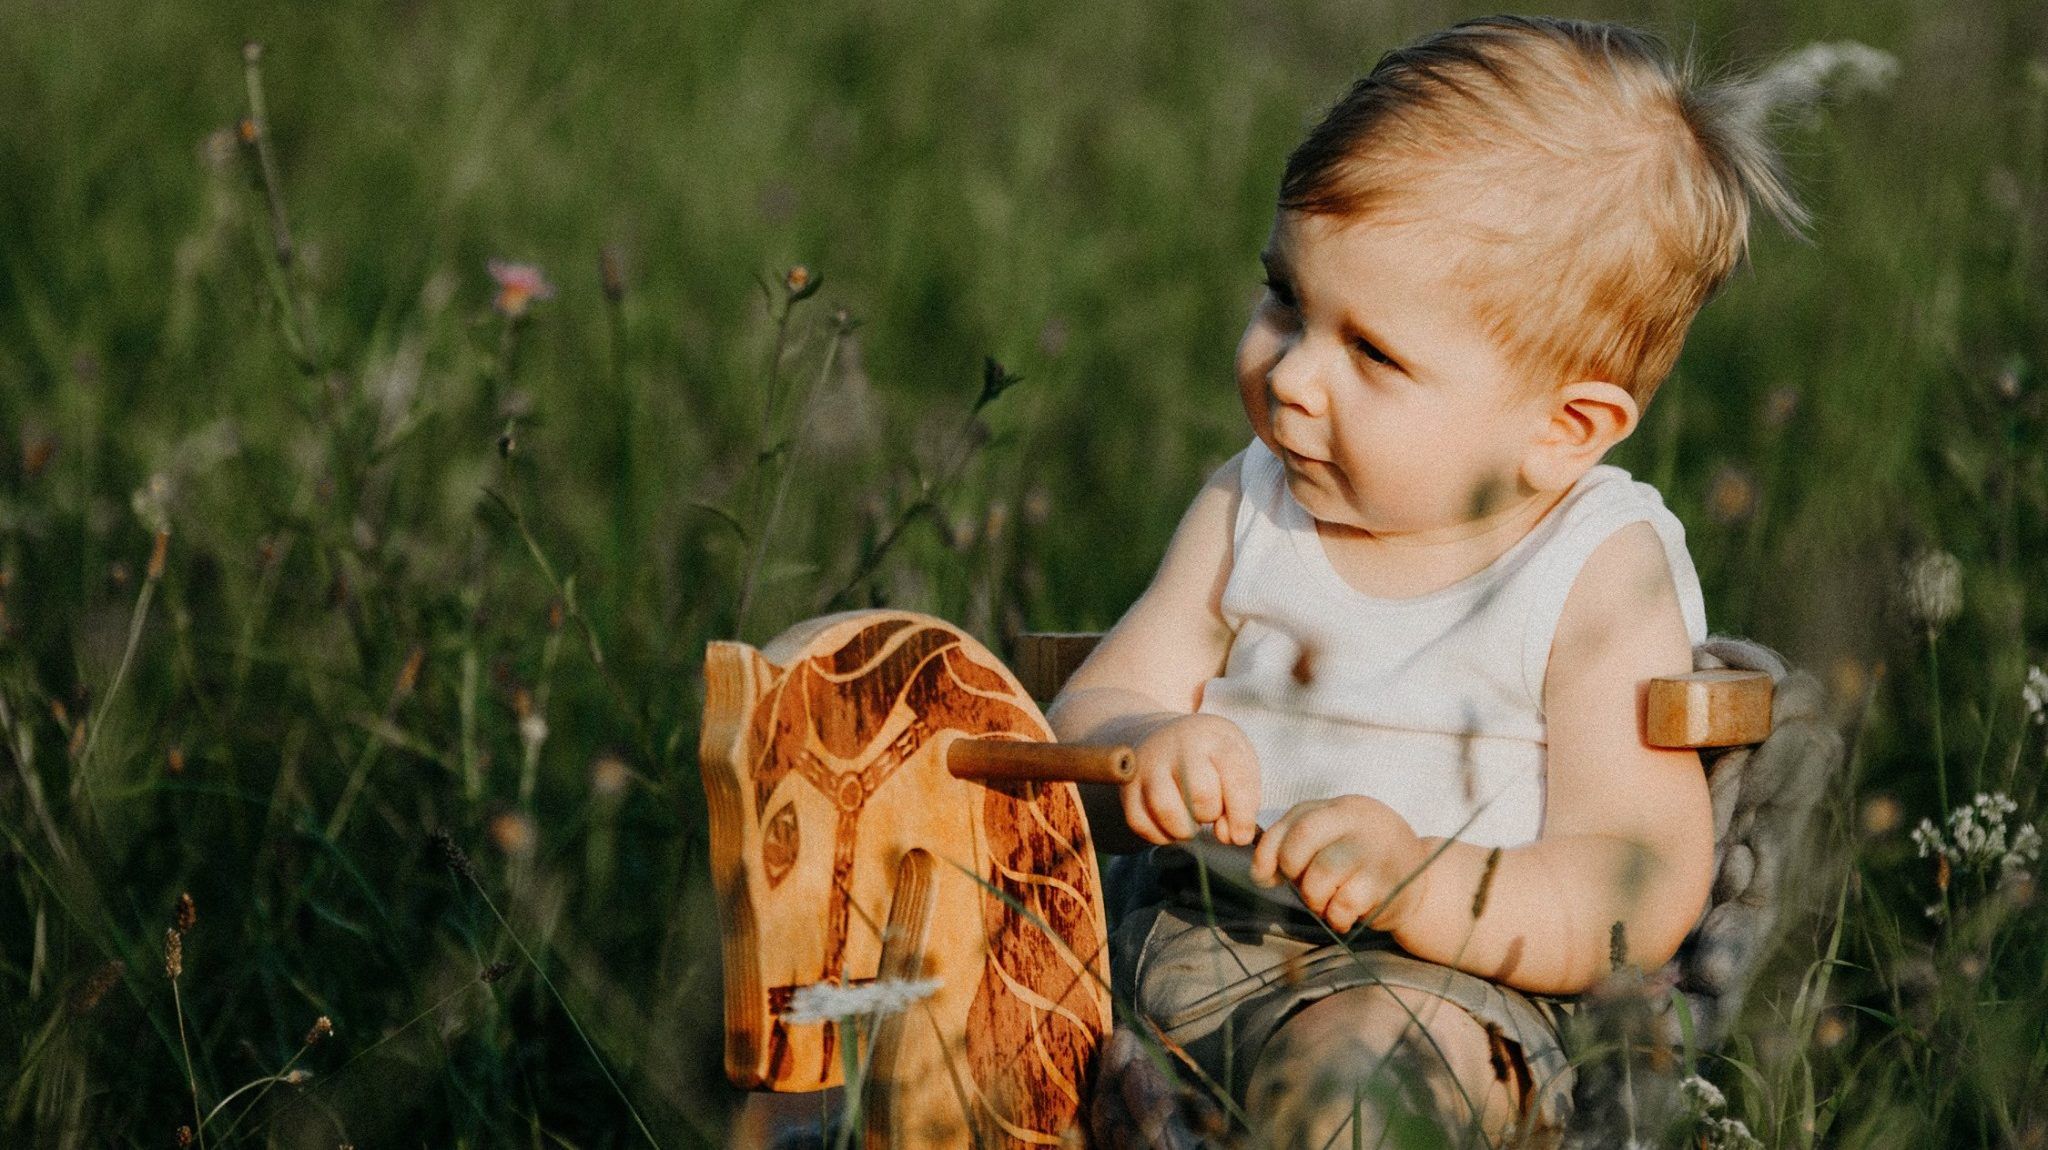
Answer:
[{"left": 1280, "top": 16, "right": 1803, "bottom": 405}]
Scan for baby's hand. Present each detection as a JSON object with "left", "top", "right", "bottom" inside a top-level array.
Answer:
[
  {"left": 1249, "top": 796, "right": 1430, "bottom": 933},
  {"left": 1120, "top": 714, "right": 1261, "bottom": 846}
]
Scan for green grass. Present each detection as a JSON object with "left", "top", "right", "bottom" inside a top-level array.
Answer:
[{"left": 1, "top": 0, "right": 2045, "bottom": 1145}]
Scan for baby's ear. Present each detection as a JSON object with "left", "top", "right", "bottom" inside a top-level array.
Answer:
[{"left": 1521, "top": 381, "right": 1639, "bottom": 493}]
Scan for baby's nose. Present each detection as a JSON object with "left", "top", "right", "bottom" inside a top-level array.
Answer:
[{"left": 1266, "top": 341, "right": 1326, "bottom": 416}]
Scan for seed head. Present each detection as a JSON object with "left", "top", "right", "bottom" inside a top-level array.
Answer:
[
  {"left": 282, "top": 1068, "right": 313, "bottom": 1086},
  {"left": 164, "top": 929, "right": 184, "bottom": 980},
  {"left": 176, "top": 1126, "right": 193, "bottom": 1147},
  {"left": 173, "top": 892, "right": 197, "bottom": 933},
  {"left": 72, "top": 959, "right": 125, "bottom": 1015},
  {"left": 396, "top": 645, "right": 424, "bottom": 697},
  {"left": 481, "top": 960, "right": 516, "bottom": 984},
  {"left": 1903, "top": 550, "right": 1963, "bottom": 632},
  {"left": 147, "top": 529, "right": 170, "bottom": 580},
  {"left": 1471, "top": 847, "right": 1502, "bottom": 920},
  {"left": 306, "top": 1015, "right": 333, "bottom": 1046},
  {"left": 599, "top": 246, "right": 627, "bottom": 302},
  {"left": 429, "top": 829, "right": 479, "bottom": 885}
]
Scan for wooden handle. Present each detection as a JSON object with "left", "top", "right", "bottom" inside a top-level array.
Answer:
[
  {"left": 946, "top": 738, "right": 1136, "bottom": 785},
  {"left": 1646, "top": 669, "right": 1773, "bottom": 748}
]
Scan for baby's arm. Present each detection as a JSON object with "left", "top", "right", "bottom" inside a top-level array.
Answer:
[
  {"left": 1253, "top": 522, "right": 1715, "bottom": 995},
  {"left": 1045, "top": 453, "right": 1260, "bottom": 853}
]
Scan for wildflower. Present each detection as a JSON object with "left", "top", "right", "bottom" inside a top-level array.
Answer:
[
  {"left": 590, "top": 753, "right": 632, "bottom": 798},
  {"left": 1762, "top": 387, "right": 1800, "bottom": 428},
  {"left": 1902, "top": 550, "right": 1962, "bottom": 631},
  {"left": 782, "top": 263, "right": 820, "bottom": 302},
  {"left": 489, "top": 811, "right": 537, "bottom": 857},
  {"left": 1861, "top": 794, "right": 1902, "bottom": 835},
  {"left": 2024, "top": 665, "right": 2047, "bottom": 726},
  {"left": 1679, "top": 1074, "right": 1727, "bottom": 1116},
  {"left": 20, "top": 430, "right": 55, "bottom": 479},
  {"left": 1913, "top": 793, "right": 2041, "bottom": 919},
  {"left": 1700, "top": 1115, "right": 1764, "bottom": 1150},
  {"left": 306, "top": 1015, "right": 332, "bottom": 1046},
  {"left": 781, "top": 976, "right": 942, "bottom": 1024},
  {"left": 132, "top": 473, "right": 173, "bottom": 533},
  {"left": 1707, "top": 465, "right": 1757, "bottom": 525},
  {"left": 517, "top": 712, "right": 549, "bottom": 754},
  {"left": 488, "top": 260, "right": 556, "bottom": 319}
]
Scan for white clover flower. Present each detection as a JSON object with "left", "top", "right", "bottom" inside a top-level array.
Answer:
[
  {"left": 1679, "top": 1073, "right": 1727, "bottom": 1116},
  {"left": 783, "top": 977, "right": 941, "bottom": 1025},
  {"left": 2024, "top": 665, "right": 2047, "bottom": 726}
]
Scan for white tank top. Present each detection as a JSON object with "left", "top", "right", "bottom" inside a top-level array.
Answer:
[{"left": 1196, "top": 439, "right": 1708, "bottom": 849}]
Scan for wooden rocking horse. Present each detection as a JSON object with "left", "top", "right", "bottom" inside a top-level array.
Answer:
[{"left": 702, "top": 612, "right": 1838, "bottom": 1148}]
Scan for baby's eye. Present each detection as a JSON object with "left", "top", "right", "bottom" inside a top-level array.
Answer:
[
  {"left": 1261, "top": 275, "right": 1297, "bottom": 311},
  {"left": 1352, "top": 337, "right": 1397, "bottom": 369}
]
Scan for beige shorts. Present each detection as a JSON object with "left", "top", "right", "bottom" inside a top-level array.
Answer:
[{"left": 1108, "top": 850, "right": 1576, "bottom": 1136}]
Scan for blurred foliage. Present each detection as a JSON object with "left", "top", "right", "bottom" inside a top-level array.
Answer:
[{"left": 1, "top": 0, "right": 2046, "bottom": 1145}]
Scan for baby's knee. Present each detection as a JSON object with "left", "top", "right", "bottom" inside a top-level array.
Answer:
[{"left": 1245, "top": 987, "right": 1517, "bottom": 1149}]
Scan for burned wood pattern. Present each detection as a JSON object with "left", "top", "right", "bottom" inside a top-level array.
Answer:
[{"left": 701, "top": 611, "right": 1110, "bottom": 1148}]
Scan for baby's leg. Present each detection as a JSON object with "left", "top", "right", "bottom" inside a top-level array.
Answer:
[{"left": 1245, "top": 984, "right": 1533, "bottom": 1149}]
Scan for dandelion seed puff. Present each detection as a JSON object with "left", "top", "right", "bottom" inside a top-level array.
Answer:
[
  {"left": 1902, "top": 550, "right": 1962, "bottom": 631},
  {"left": 782, "top": 977, "right": 941, "bottom": 1024},
  {"left": 1736, "top": 41, "right": 1900, "bottom": 132}
]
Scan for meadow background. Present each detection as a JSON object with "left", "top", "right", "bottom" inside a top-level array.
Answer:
[{"left": 2, "top": 0, "right": 2046, "bottom": 1145}]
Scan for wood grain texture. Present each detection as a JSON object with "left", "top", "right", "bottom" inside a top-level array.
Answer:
[
  {"left": 702, "top": 611, "right": 1111, "bottom": 1148},
  {"left": 1015, "top": 632, "right": 1104, "bottom": 704},
  {"left": 1646, "top": 669, "right": 1775, "bottom": 748},
  {"left": 948, "top": 738, "right": 1135, "bottom": 785}
]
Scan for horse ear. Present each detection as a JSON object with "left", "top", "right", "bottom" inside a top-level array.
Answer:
[{"left": 699, "top": 639, "right": 779, "bottom": 1088}]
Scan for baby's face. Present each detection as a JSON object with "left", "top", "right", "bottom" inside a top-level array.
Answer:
[{"left": 1235, "top": 210, "right": 1551, "bottom": 539}]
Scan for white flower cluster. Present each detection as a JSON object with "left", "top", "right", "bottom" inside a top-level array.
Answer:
[
  {"left": 2024, "top": 665, "right": 2048, "bottom": 727},
  {"left": 1679, "top": 1074, "right": 1761, "bottom": 1150},
  {"left": 1912, "top": 792, "right": 2042, "bottom": 882},
  {"left": 782, "top": 976, "right": 942, "bottom": 1025}
]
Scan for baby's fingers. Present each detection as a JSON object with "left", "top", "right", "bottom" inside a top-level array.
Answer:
[
  {"left": 1142, "top": 767, "right": 1199, "bottom": 841},
  {"left": 1209, "top": 749, "right": 1261, "bottom": 847},
  {"left": 1249, "top": 804, "right": 1307, "bottom": 885}
]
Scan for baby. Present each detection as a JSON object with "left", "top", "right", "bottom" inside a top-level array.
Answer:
[{"left": 1048, "top": 15, "right": 1798, "bottom": 1147}]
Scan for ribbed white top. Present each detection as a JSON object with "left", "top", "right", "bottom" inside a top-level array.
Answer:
[{"left": 1196, "top": 439, "right": 1707, "bottom": 849}]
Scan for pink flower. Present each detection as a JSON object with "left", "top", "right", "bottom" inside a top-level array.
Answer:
[{"left": 488, "top": 260, "right": 555, "bottom": 318}]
